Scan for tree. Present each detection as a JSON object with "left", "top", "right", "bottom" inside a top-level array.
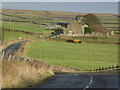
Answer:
[
  {"left": 84, "top": 27, "right": 92, "bottom": 34},
  {"left": 83, "top": 14, "right": 105, "bottom": 33}
]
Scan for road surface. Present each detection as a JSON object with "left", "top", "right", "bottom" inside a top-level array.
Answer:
[
  {"left": 34, "top": 74, "right": 119, "bottom": 89},
  {"left": 2, "top": 41, "right": 27, "bottom": 60}
]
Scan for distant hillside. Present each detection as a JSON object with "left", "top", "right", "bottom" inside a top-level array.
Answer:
[
  {"left": 1, "top": 9, "right": 119, "bottom": 32},
  {"left": 2, "top": 9, "right": 116, "bottom": 18}
]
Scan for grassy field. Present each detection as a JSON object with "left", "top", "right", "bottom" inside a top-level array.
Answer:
[
  {"left": 26, "top": 41, "right": 118, "bottom": 70},
  {"left": 97, "top": 16, "right": 119, "bottom": 30},
  {"left": 2, "top": 21, "right": 51, "bottom": 33},
  {"left": 72, "top": 36, "right": 118, "bottom": 43},
  {"left": 2, "top": 30, "right": 35, "bottom": 43},
  {"left": 2, "top": 10, "right": 75, "bottom": 31},
  {"left": 2, "top": 15, "right": 30, "bottom": 22},
  {"left": 1, "top": 10, "right": 75, "bottom": 43}
]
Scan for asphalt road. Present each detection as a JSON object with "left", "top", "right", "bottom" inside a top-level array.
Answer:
[
  {"left": 3, "top": 41, "right": 24, "bottom": 55},
  {"left": 35, "top": 74, "right": 119, "bottom": 89},
  {"left": 2, "top": 41, "right": 27, "bottom": 60}
]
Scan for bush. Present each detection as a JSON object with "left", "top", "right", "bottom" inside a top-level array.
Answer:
[{"left": 84, "top": 27, "right": 92, "bottom": 34}]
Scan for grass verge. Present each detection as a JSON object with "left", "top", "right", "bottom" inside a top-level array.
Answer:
[
  {"left": 2, "top": 60, "right": 54, "bottom": 88},
  {"left": 2, "top": 30, "right": 36, "bottom": 43}
]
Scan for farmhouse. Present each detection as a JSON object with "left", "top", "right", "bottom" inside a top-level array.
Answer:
[
  {"left": 63, "top": 22, "right": 88, "bottom": 36},
  {"left": 56, "top": 15, "right": 89, "bottom": 36}
]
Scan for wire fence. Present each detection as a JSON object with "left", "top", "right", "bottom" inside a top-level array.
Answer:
[
  {"left": 94, "top": 65, "right": 120, "bottom": 72},
  {"left": 85, "top": 65, "right": 120, "bottom": 73}
]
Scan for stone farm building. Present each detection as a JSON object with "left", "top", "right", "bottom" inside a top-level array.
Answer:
[{"left": 63, "top": 22, "right": 88, "bottom": 36}]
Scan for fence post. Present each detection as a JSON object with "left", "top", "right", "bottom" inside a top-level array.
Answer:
[
  {"left": 8, "top": 55, "right": 12, "bottom": 61},
  {"left": 17, "top": 56, "right": 19, "bottom": 61},
  {"left": 91, "top": 65, "right": 119, "bottom": 73},
  {"left": 98, "top": 67, "right": 101, "bottom": 71},
  {"left": 12, "top": 55, "right": 15, "bottom": 60},
  {"left": 1, "top": 51, "right": 5, "bottom": 60},
  {"left": 116, "top": 65, "right": 120, "bottom": 71},
  {"left": 101, "top": 67, "right": 104, "bottom": 70},
  {"left": 108, "top": 66, "right": 111, "bottom": 70},
  {"left": 14, "top": 56, "right": 16, "bottom": 60}
]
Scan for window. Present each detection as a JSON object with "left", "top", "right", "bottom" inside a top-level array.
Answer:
[{"left": 76, "top": 31, "right": 79, "bottom": 33}]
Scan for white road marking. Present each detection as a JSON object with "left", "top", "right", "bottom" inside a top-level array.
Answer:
[
  {"left": 83, "top": 75, "right": 93, "bottom": 90},
  {"left": 74, "top": 74, "right": 78, "bottom": 76}
]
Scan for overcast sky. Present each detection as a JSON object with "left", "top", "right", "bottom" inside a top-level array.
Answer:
[{"left": 1, "top": 0, "right": 120, "bottom": 2}]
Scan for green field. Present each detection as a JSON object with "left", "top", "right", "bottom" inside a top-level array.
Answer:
[
  {"left": 2, "top": 30, "right": 35, "bottom": 43},
  {"left": 26, "top": 41, "right": 118, "bottom": 70},
  {"left": 2, "top": 9, "right": 119, "bottom": 71},
  {"left": 72, "top": 36, "right": 118, "bottom": 43},
  {"left": 1, "top": 11, "right": 74, "bottom": 43},
  {"left": 2, "top": 15, "right": 30, "bottom": 22},
  {"left": 2, "top": 21, "right": 51, "bottom": 33},
  {"left": 2, "top": 12, "right": 74, "bottom": 32},
  {"left": 2, "top": 12, "right": 75, "bottom": 24},
  {"left": 97, "top": 16, "right": 119, "bottom": 30}
]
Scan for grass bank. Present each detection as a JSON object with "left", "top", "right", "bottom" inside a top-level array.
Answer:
[
  {"left": 2, "top": 21, "right": 51, "bottom": 33},
  {"left": 26, "top": 40, "right": 118, "bottom": 70},
  {"left": 2, "top": 30, "right": 36, "bottom": 43},
  {"left": 2, "top": 60, "right": 54, "bottom": 88},
  {"left": 72, "top": 36, "right": 118, "bottom": 43}
]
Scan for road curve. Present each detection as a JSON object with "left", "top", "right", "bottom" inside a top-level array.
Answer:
[
  {"left": 1, "top": 41, "right": 27, "bottom": 60},
  {"left": 34, "top": 74, "right": 119, "bottom": 89},
  {"left": 2, "top": 31, "right": 62, "bottom": 56}
]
